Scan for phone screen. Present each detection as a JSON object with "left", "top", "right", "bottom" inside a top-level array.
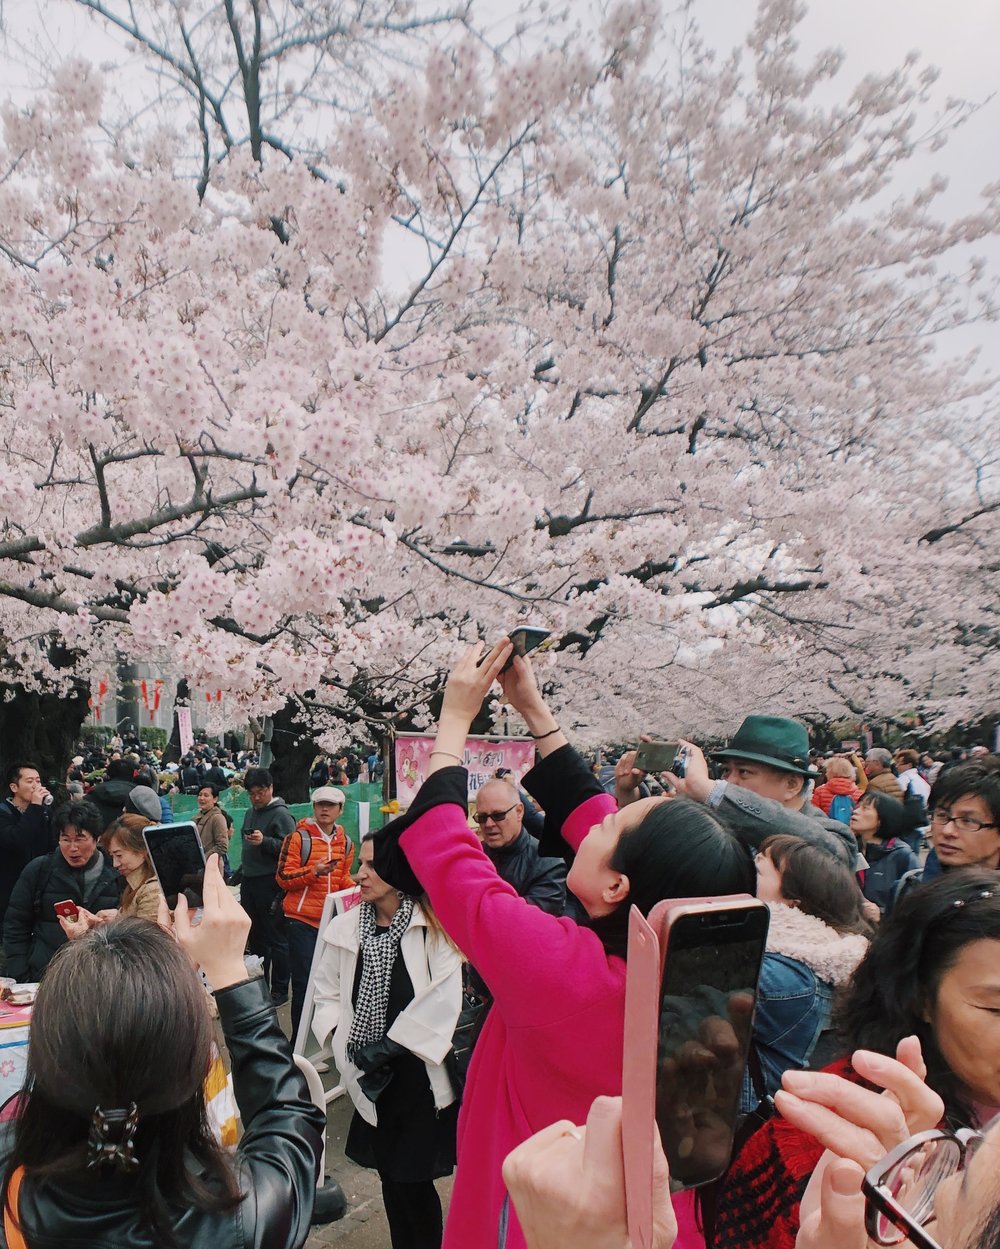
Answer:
[
  {"left": 502, "top": 627, "right": 552, "bottom": 671},
  {"left": 143, "top": 823, "right": 206, "bottom": 910},
  {"left": 656, "top": 907, "right": 768, "bottom": 1188},
  {"left": 634, "top": 741, "right": 679, "bottom": 774}
]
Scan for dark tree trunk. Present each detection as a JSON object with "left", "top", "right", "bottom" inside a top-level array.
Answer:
[
  {"left": 0, "top": 648, "right": 90, "bottom": 797},
  {"left": 163, "top": 678, "right": 191, "bottom": 765},
  {"left": 267, "top": 700, "right": 323, "bottom": 804}
]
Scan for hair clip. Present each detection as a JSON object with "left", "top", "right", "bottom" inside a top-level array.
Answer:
[
  {"left": 953, "top": 890, "right": 995, "bottom": 909},
  {"left": 87, "top": 1102, "right": 140, "bottom": 1172}
]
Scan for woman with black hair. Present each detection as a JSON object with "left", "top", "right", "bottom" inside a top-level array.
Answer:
[
  {"left": 0, "top": 854, "right": 324, "bottom": 1249},
  {"left": 713, "top": 868, "right": 1000, "bottom": 1249},
  {"left": 850, "top": 790, "right": 920, "bottom": 917},
  {"left": 372, "top": 641, "right": 756, "bottom": 1249}
]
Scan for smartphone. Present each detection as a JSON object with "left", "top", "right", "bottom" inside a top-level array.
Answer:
[
  {"left": 623, "top": 896, "right": 769, "bottom": 1249},
  {"left": 634, "top": 741, "right": 679, "bottom": 774},
  {"left": 53, "top": 899, "right": 79, "bottom": 920},
  {"left": 501, "top": 626, "right": 552, "bottom": 671},
  {"left": 142, "top": 822, "right": 207, "bottom": 910}
]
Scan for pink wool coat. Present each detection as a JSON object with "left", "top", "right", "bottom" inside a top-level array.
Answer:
[{"left": 399, "top": 787, "right": 705, "bottom": 1249}]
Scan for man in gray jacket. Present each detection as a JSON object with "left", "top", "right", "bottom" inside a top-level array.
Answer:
[{"left": 240, "top": 767, "right": 295, "bottom": 1004}]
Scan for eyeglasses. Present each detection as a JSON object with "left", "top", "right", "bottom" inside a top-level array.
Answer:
[
  {"left": 472, "top": 804, "right": 518, "bottom": 826},
  {"left": 862, "top": 1116, "right": 999, "bottom": 1248},
  {"left": 930, "top": 809, "right": 998, "bottom": 835}
]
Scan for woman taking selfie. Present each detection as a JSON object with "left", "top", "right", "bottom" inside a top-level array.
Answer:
[
  {"left": 373, "top": 640, "right": 758, "bottom": 1249},
  {"left": 0, "top": 854, "right": 324, "bottom": 1249}
]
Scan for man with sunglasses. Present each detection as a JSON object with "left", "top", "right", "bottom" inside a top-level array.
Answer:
[{"left": 471, "top": 778, "right": 567, "bottom": 917}]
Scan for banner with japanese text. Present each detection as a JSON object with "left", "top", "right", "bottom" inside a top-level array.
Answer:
[
  {"left": 394, "top": 734, "right": 536, "bottom": 807},
  {"left": 176, "top": 706, "right": 194, "bottom": 757}
]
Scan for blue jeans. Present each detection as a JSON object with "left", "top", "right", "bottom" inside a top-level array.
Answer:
[{"left": 286, "top": 917, "right": 319, "bottom": 1040}]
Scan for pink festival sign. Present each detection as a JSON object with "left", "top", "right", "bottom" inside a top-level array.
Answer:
[{"left": 394, "top": 734, "right": 536, "bottom": 808}]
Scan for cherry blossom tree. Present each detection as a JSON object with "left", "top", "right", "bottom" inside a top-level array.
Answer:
[{"left": 1, "top": 0, "right": 998, "bottom": 770}]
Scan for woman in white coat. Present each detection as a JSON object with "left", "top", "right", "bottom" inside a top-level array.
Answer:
[{"left": 312, "top": 833, "right": 462, "bottom": 1249}]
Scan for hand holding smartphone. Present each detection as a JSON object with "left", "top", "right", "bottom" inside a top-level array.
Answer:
[
  {"left": 623, "top": 896, "right": 769, "bottom": 1249},
  {"left": 53, "top": 899, "right": 80, "bottom": 921},
  {"left": 500, "top": 626, "right": 552, "bottom": 672},
  {"left": 143, "top": 822, "right": 207, "bottom": 910}
]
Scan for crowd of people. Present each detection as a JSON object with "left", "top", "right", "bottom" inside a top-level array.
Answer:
[{"left": 0, "top": 653, "right": 998, "bottom": 1249}]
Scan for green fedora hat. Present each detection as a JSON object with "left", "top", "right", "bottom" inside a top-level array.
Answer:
[{"left": 711, "top": 715, "right": 818, "bottom": 777}]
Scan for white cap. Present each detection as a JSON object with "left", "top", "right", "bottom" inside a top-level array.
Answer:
[{"left": 311, "top": 787, "right": 345, "bottom": 805}]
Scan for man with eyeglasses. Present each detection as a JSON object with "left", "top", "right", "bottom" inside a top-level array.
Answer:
[
  {"left": 471, "top": 778, "right": 567, "bottom": 917},
  {"left": 896, "top": 762, "right": 1000, "bottom": 906}
]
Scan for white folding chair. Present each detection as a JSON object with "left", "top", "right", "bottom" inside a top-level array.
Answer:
[{"left": 293, "top": 885, "right": 361, "bottom": 1106}]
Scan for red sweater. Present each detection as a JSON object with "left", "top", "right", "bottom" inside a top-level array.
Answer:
[{"left": 714, "top": 1057, "right": 857, "bottom": 1249}]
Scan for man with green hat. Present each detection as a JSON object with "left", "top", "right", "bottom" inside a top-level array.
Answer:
[{"left": 657, "top": 715, "right": 858, "bottom": 865}]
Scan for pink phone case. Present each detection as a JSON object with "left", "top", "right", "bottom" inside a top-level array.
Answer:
[
  {"left": 623, "top": 905, "right": 659, "bottom": 1249},
  {"left": 623, "top": 894, "right": 762, "bottom": 1249}
]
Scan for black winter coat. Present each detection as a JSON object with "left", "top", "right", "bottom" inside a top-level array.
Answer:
[
  {"left": 86, "top": 779, "right": 136, "bottom": 831},
  {"left": 3, "top": 850, "right": 122, "bottom": 982},
  {"left": 0, "top": 801, "right": 53, "bottom": 929},
  {"left": 0, "top": 976, "right": 325, "bottom": 1249}
]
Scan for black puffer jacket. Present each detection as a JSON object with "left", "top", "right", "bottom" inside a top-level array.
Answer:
[
  {"left": 0, "top": 976, "right": 325, "bottom": 1249},
  {"left": 3, "top": 850, "right": 122, "bottom": 981}
]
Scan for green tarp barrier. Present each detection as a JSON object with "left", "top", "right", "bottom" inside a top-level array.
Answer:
[{"left": 169, "top": 782, "right": 386, "bottom": 871}]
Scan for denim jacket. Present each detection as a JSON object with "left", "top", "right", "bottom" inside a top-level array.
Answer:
[
  {"left": 743, "top": 952, "right": 833, "bottom": 1110},
  {"left": 742, "top": 905, "right": 869, "bottom": 1111}
]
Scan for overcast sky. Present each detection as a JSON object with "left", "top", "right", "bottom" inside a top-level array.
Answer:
[{"left": 3, "top": 0, "right": 998, "bottom": 358}]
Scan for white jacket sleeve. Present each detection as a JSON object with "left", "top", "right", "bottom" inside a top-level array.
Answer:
[
  {"left": 311, "top": 938, "right": 344, "bottom": 1048},
  {"left": 387, "top": 930, "right": 463, "bottom": 1065}
]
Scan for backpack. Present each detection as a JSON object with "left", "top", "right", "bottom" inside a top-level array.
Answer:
[{"left": 828, "top": 792, "right": 856, "bottom": 825}]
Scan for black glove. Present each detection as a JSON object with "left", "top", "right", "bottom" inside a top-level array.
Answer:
[
  {"left": 358, "top": 1065, "right": 395, "bottom": 1102},
  {"left": 352, "top": 1036, "right": 407, "bottom": 1074}
]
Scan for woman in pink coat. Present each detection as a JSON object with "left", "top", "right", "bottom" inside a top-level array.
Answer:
[{"left": 373, "top": 641, "right": 756, "bottom": 1249}]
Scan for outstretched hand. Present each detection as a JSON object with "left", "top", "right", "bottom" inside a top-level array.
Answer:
[
  {"left": 497, "top": 651, "right": 546, "bottom": 719},
  {"left": 439, "top": 640, "right": 512, "bottom": 728},
  {"left": 786, "top": 1037, "right": 942, "bottom": 1243}
]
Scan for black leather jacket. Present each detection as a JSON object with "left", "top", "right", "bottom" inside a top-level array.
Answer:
[
  {"left": 0, "top": 977, "right": 325, "bottom": 1249},
  {"left": 484, "top": 829, "right": 567, "bottom": 916}
]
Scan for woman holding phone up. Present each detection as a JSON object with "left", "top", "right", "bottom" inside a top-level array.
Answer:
[
  {"left": 372, "top": 640, "right": 757, "bottom": 1249},
  {"left": 0, "top": 854, "right": 324, "bottom": 1249}
]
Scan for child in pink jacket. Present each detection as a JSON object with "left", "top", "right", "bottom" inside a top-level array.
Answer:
[{"left": 374, "top": 642, "right": 756, "bottom": 1249}]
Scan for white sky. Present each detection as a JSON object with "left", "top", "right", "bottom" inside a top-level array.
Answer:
[{"left": 2, "top": 0, "right": 998, "bottom": 357}]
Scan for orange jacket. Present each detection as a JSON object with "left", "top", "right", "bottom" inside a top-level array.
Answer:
[
  {"left": 277, "top": 818, "right": 355, "bottom": 928},
  {"left": 812, "top": 776, "right": 863, "bottom": 815}
]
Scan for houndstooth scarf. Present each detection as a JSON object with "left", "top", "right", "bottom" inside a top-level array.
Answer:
[{"left": 346, "top": 896, "right": 415, "bottom": 1060}]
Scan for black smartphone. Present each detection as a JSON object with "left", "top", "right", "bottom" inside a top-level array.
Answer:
[
  {"left": 634, "top": 741, "right": 679, "bottom": 773},
  {"left": 142, "top": 822, "right": 207, "bottom": 910},
  {"left": 654, "top": 898, "right": 769, "bottom": 1189},
  {"left": 501, "top": 626, "right": 552, "bottom": 671}
]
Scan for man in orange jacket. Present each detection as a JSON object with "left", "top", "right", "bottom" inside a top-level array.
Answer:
[{"left": 277, "top": 786, "right": 356, "bottom": 1036}]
